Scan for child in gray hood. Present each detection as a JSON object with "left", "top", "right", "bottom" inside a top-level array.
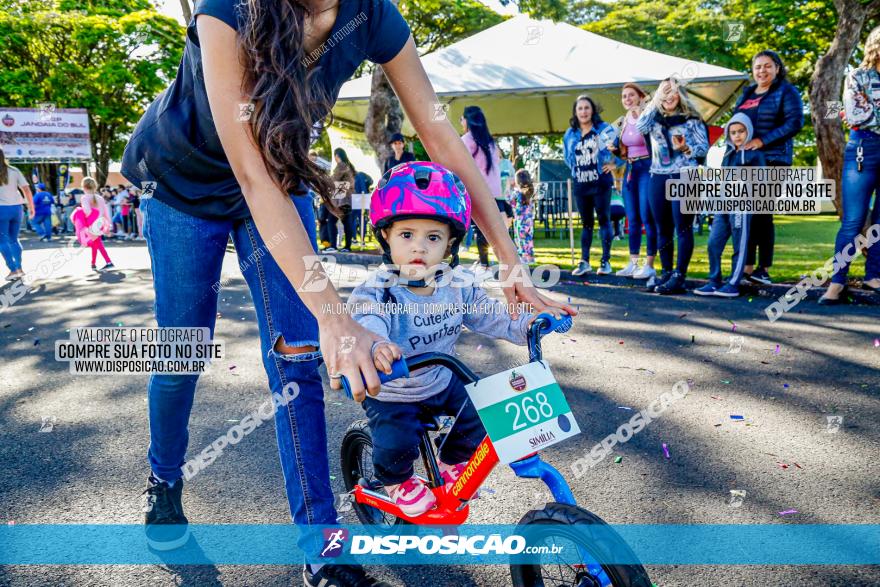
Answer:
[{"left": 695, "top": 112, "right": 766, "bottom": 297}]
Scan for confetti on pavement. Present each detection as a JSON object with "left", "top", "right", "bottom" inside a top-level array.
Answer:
[{"left": 778, "top": 509, "right": 798, "bottom": 516}]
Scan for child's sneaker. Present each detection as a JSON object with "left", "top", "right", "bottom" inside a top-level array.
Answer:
[
  {"left": 388, "top": 477, "right": 436, "bottom": 516},
  {"left": 694, "top": 282, "right": 721, "bottom": 296},
  {"left": 714, "top": 283, "right": 741, "bottom": 298},
  {"left": 439, "top": 462, "right": 479, "bottom": 498}
]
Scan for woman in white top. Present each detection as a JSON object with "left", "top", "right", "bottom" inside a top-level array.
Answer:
[{"left": 0, "top": 151, "right": 34, "bottom": 281}]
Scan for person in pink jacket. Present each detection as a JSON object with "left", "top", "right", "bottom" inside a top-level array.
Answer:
[
  {"left": 460, "top": 105, "right": 509, "bottom": 270},
  {"left": 71, "top": 177, "right": 114, "bottom": 271}
]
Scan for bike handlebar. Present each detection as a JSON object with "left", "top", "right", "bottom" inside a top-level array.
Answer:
[{"left": 340, "top": 312, "right": 572, "bottom": 400}]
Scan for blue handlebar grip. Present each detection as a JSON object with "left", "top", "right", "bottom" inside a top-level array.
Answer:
[
  {"left": 340, "top": 357, "right": 410, "bottom": 400},
  {"left": 536, "top": 312, "right": 573, "bottom": 334}
]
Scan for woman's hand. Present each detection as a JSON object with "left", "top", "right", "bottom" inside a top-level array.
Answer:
[
  {"left": 744, "top": 138, "right": 764, "bottom": 150},
  {"left": 321, "top": 316, "right": 401, "bottom": 402},
  {"left": 601, "top": 163, "right": 616, "bottom": 174},
  {"left": 496, "top": 259, "right": 577, "bottom": 320},
  {"left": 652, "top": 81, "right": 672, "bottom": 106}
]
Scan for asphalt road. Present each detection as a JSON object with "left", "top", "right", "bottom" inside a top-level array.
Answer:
[{"left": 1, "top": 235, "right": 879, "bottom": 587}]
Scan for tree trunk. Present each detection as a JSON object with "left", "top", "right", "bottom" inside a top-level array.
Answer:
[
  {"left": 363, "top": 0, "right": 403, "bottom": 171},
  {"left": 179, "top": 0, "right": 193, "bottom": 23},
  {"left": 809, "top": 0, "right": 880, "bottom": 215},
  {"left": 363, "top": 65, "right": 403, "bottom": 171}
]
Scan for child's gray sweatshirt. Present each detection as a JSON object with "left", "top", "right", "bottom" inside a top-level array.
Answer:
[{"left": 348, "top": 274, "right": 532, "bottom": 402}]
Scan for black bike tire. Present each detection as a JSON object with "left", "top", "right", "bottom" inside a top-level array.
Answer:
[
  {"left": 509, "top": 502, "right": 652, "bottom": 587},
  {"left": 340, "top": 418, "right": 407, "bottom": 529}
]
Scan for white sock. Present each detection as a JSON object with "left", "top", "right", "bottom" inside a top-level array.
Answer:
[
  {"left": 153, "top": 474, "right": 176, "bottom": 488},
  {"left": 309, "top": 563, "right": 325, "bottom": 574}
]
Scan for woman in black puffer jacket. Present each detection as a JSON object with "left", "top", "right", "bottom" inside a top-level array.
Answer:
[{"left": 733, "top": 50, "right": 805, "bottom": 285}]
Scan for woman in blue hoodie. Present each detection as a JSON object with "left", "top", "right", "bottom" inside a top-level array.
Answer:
[
  {"left": 695, "top": 113, "right": 765, "bottom": 298},
  {"left": 563, "top": 95, "right": 618, "bottom": 277},
  {"left": 733, "top": 50, "right": 804, "bottom": 285},
  {"left": 637, "top": 79, "right": 709, "bottom": 295}
]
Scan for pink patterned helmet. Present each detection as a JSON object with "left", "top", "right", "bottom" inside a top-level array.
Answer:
[{"left": 370, "top": 161, "right": 471, "bottom": 237}]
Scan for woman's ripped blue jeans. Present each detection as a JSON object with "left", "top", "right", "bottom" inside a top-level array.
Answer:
[{"left": 141, "top": 195, "right": 334, "bottom": 556}]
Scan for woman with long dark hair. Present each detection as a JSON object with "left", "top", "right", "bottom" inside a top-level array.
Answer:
[
  {"left": 0, "top": 150, "right": 34, "bottom": 281},
  {"left": 733, "top": 49, "right": 804, "bottom": 285},
  {"left": 120, "top": 1, "right": 572, "bottom": 584},
  {"left": 562, "top": 94, "right": 618, "bottom": 276},
  {"left": 330, "top": 147, "right": 356, "bottom": 252},
  {"left": 459, "top": 105, "right": 509, "bottom": 269},
  {"left": 637, "top": 79, "right": 709, "bottom": 295}
]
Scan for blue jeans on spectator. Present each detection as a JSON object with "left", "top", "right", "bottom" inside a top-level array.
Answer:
[
  {"left": 574, "top": 180, "right": 613, "bottom": 265},
  {"left": 0, "top": 204, "right": 23, "bottom": 272},
  {"left": 33, "top": 214, "right": 53, "bottom": 239},
  {"left": 707, "top": 213, "right": 751, "bottom": 286},
  {"left": 140, "top": 195, "right": 335, "bottom": 557},
  {"left": 648, "top": 172, "right": 694, "bottom": 275},
  {"left": 623, "top": 158, "right": 655, "bottom": 256},
  {"left": 832, "top": 132, "right": 880, "bottom": 285}
]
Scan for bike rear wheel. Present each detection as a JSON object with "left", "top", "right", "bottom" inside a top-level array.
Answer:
[
  {"left": 340, "top": 418, "right": 407, "bottom": 528},
  {"left": 510, "top": 503, "right": 651, "bottom": 587}
]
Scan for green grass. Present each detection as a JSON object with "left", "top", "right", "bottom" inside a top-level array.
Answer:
[
  {"left": 347, "top": 215, "right": 851, "bottom": 284},
  {"left": 461, "top": 215, "right": 845, "bottom": 284}
]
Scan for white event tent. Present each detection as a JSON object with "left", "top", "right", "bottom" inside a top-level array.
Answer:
[{"left": 332, "top": 14, "right": 750, "bottom": 139}]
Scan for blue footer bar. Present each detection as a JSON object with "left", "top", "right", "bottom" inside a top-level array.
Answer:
[{"left": 0, "top": 524, "right": 878, "bottom": 565}]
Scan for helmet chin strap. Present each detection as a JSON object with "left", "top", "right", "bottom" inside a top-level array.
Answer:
[{"left": 380, "top": 241, "right": 462, "bottom": 289}]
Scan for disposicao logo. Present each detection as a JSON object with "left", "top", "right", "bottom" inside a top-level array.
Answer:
[
  {"left": 320, "top": 528, "right": 349, "bottom": 558},
  {"left": 2, "top": 115, "right": 14, "bottom": 127}
]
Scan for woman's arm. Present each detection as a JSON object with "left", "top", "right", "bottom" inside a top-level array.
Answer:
[
  {"left": 198, "top": 15, "right": 397, "bottom": 401},
  {"left": 636, "top": 103, "right": 658, "bottom": 135},
  {"left": 379, "top": 38, "right": 575, "bottom": 317},
  {"left": 843, "top": 70, "right": 872, "bottom": 127},
  {"left": 758, "top": 83, "right": 805, "bottom": 147},
  {"left": 20, "top": 185, "right": 34, "bottom": 218}
]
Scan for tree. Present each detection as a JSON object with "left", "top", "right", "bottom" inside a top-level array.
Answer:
[
  {"left": 362, "top": 0, "right": 506, "bottom": 170},
  {"left": 179, "top": 0, "right": 191, "bottom": 23},
  {"left": 361, "top": 0, "right": 565, "bottom": 170},
  {"left": 0, "top": 1, "right": 184, "bottom": 184},
  {"left": 810, "top": 0, "right": 880, "bottom": 210}
]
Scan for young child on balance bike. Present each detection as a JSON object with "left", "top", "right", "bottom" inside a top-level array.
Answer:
[{"left": 347, "top": 161, "right": 569, "bottom": 517}]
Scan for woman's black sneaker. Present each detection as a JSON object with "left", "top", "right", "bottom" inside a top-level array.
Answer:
[
  {"left": 657, "top": 271, "right": 688, "bottom": 295},
  {"left": 144, "top": 474, "right": 190, "bottom": 550},
  {"left": 303, "top": 563, "right": 396, "bottom": 587},
  {"left": 650, "top": 270, "right": 673, "bottom": 292},
  {"left": 747, "top": 267, "right": 772, "bottom": 285}
]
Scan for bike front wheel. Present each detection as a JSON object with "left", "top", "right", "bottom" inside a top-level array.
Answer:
[{"left": 510, "top": 503, "right": 652, "bottom": 587}]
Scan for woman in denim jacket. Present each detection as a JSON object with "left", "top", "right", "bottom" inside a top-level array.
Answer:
[
  {"left": 637, "top": 79, "right": 708, "bottom": 295},
  {"left": 563, "top": 94, "right": 618, "bottom": 277}
]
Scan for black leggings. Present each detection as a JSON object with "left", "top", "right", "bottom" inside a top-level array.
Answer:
[
  {"left": 745, "top": 214, "right": 774, "bottom": 268},
  {"left": 474, "top": 199, "right": 512, "bottom": 266},
  {"left": 574, "top": 181, "right": 612, "bottom": 264}
]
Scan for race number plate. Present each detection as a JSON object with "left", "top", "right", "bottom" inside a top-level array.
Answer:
[{"left": 465, "top": 360, "right": 580, "bottom": 464}]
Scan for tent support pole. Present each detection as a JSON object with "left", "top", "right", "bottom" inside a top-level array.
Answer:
[{"left": 567, "top": 179, "right": 574, "bottom": 268}]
